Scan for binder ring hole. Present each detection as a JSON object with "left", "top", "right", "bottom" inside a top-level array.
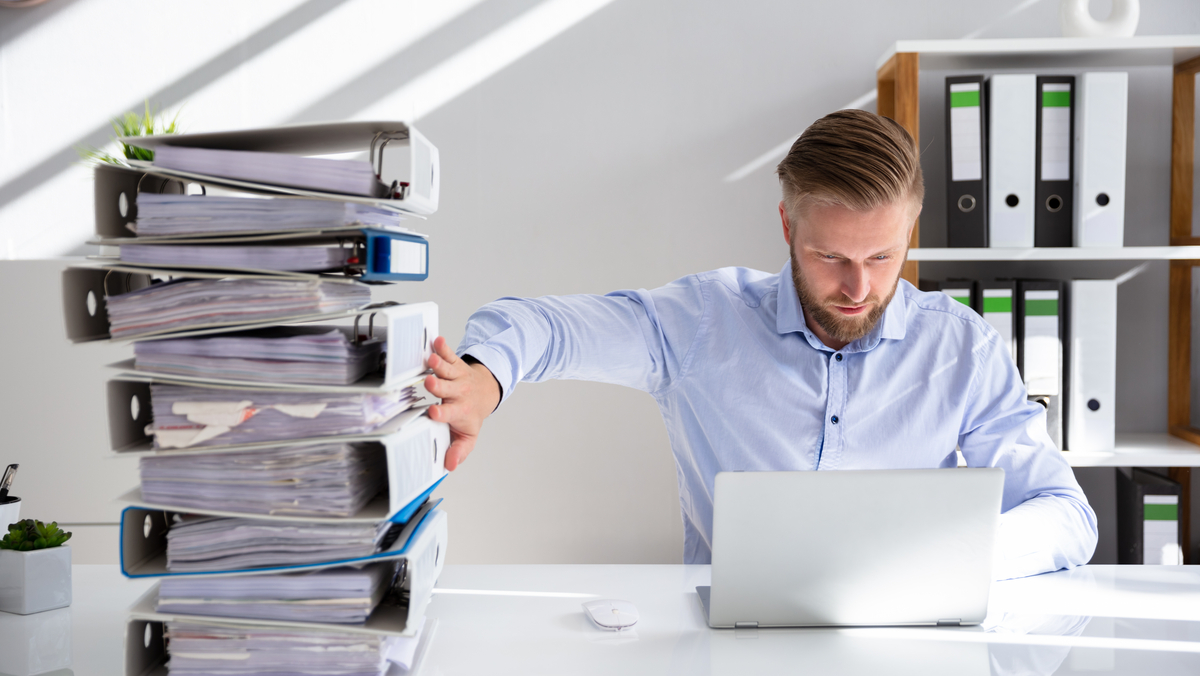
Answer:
[
  {"left": 118, "top": 192, "right": 129, "bottom": 218},
  {"left": 1046, "top": 195, "right": 1063, "bottom": 213},
  {"left": 435, "top": 544, "right": 440, "bottom": 566},
  {"left": 1005, "top": 194, "right": 1019, "bottom": 208},
  {"left": 144, "top": 623, "right": 152, "bottom": 648},
  {"left": 433, "top": 439, "right": 439, "bottom": 463},
  {"left": 143, "top": 514, "right": 153, "bottom": 539},
  {"left": 957, "top": 194, "right": 976, "bottom": 213},
  {"left": 86, "top": 290, "right": 97, "bottom": 317},
  {"left": 131, "top": 395, "right": 141, "bottom": 421},
  {"left": 1088, "top": 399, "right": 1101, "bottom": 411},
  {"left": 1096, "top": 192, "right": 1110, "bottom": 206}
]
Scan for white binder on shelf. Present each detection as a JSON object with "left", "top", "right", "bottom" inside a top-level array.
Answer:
[
  {"left": 1018, "top": 281, "right": 1064, "bottom": 449},
  {"left": 980, "top": 281, "right": 1017, "bottom": 365},
  {"left": 988, "top": 74, "right": 1037, "bottom": 248},
  {"left": 1074, "top": 71, "right": 1128, "bottom": 247},
  {"left": 1066, "top": 279, "right": 1117, "bottom": 452}
]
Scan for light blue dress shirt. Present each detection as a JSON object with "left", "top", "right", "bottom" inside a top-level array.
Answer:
[{"left": 459, "top": 260, "right": 1098, "bottom": 579}]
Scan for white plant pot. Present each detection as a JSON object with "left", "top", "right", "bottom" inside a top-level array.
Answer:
[
  {"left": 0, "top": 546, "right": 72, "bottom": 615},
  {"left": 0, "top": 606, "right": 72, "bottom": 675}
]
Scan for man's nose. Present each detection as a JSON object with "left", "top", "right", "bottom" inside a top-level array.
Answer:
[{"left": 842, "top": 264, "right": 870, "bottom": 303}]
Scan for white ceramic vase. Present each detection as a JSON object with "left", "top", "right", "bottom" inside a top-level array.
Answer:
[
  {"left": 0, "top": 545, "right": 72, "bottom": 615},
  {"left": 1060, "top": 0, "right": 1139, "bottom": 38}
]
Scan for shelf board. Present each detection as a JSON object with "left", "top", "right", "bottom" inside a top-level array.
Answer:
[
  {"left": 910, "top": 246, "right": 1200, "bottom": 262},
  {"left": 1063, "top": 433, "right": 1200, "bottom": 467},
  {"left": 877, "top": 35, "right": 1200, "bottom": 71}
]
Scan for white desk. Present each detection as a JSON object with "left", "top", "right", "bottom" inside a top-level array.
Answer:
[{"left": 3, "top": 565, "right": 1199, "bottom": 676}]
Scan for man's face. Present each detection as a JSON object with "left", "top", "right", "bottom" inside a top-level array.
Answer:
[{"left": 781, "top": 198, "right": 917, "bottom": 349}]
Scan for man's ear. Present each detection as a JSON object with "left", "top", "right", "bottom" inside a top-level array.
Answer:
[{"left": 779, "top": 201, "right": 792, "bottom": 247}]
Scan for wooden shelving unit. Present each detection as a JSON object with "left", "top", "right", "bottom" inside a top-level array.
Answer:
[{"left": 876, "top": 35, "right": 1200, "bottom": 560}]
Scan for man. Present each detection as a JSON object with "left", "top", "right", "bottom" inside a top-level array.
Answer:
[{"left": 422, "top": 109, "right": 1098, "bottom": 579}]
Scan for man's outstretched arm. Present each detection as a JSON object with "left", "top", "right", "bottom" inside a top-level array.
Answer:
[{"left": 424, "top": 280, "right": 709, "bottom": 470}]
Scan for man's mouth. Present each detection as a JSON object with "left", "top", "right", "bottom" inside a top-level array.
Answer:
[{"left": 833, "top": 304, "right": 869, "bottom": 316}]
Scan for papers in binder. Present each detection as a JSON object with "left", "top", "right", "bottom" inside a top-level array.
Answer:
[
  {"left": 165, "top": 515, "right": 394, "bottom": 572},
  {"left": 132, "top": 326, "right": 384, "bottom": 387},
  {"left": 104, "top": 277, "right": 371, "bottom": 340},
  {"left": 119, "top": 243, "right": 356, "bottom": 272},
  {"left": 153, "top": 145, "right": 386, "bottom": 198},
  {"left": 138, "top": 442, "right": 388, "bottom": 518},
  {"left": 133, "top": 193, "right": 406, "bottom": 237},
  {"left": 148, "top": 383, "right": 421, "bottom": 450},
  {"left": 157, "top": 561, "right": 393, "bottom": 624},
  {"left": 163, "top": 621, "right": 396, "bottom": 675}
]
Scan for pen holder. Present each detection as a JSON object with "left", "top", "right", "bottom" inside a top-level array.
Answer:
[{"left": 0, "top": 497, "right": 19, "bottom": 531}]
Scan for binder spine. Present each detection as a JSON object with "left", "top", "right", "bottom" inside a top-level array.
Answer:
[
  {"left": 1066, "top": 280, "right": 1116, "bottom": 452},
  {"left": 1034, "top": 76, "right": 1075, "bottom": 247},
  {"left": 988, "top": 75, "right": 1037, "bottom": 248},
  {"left": 1075, "top": 71, "right": 1128, "bottom": 247},
  {"left": 364, "top": 230, "right": 429, "bottom": 282},
  {"left": 945, "top": 76, "right": 988, "bottom": 247},
  {"left": 1116, "top": 468, "right": 1183, "bottom": 565},
  {"left": 979, "top": 281, "right": 1017, "bottom": 365},
  {"left": 1017, "top": 280, "right": 1064, "bottom": 449}
]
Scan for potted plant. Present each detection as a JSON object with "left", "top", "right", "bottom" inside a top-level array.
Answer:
[
  {"left": 77, "top": 101, "right": 185, "bottom": 239},
  {"left": 0, "top": 519, "right": 73, "bottom": 615}
]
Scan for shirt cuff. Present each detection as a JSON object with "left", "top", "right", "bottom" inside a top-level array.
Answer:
[{"left": 458, "top": 343, "right": 512, "bottom": 408}]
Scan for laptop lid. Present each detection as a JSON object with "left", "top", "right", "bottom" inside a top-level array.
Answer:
[{"left": 703, "top": 468, "right": 1004, "bottom": 628}]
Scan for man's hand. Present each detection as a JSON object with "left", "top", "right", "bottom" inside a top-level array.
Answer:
[{"left": 424, "top": 337, "right": 501, "bottom": 471}]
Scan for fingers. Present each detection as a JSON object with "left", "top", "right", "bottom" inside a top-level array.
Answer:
[
  {"left": 427, "top": 400, "right": 474, "bottom": 429},
  {"left": 432, "top": 336, "right": 458, "bottom": 364},
  {"left": 428, "top": 337, "right": 464, "bottom": 379},
  {"left": 444, "top": 435, "right": 475, "bottom": 471}
]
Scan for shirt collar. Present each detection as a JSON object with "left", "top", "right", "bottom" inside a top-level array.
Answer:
[{"left": 774, "top": 259, "right": 908, "bottom": 352}]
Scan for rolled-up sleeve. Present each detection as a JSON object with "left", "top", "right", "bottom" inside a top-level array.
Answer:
[
  {"left": 457, "top": 276, "right": 709, "bottom": 405},
  {"left": 958, "top": 333, "right": 1099, "bottom": 580}
]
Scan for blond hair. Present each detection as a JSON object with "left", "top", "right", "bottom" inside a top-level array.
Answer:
[{"left": 776, "top": 109, "right": 924, "bottom": 217}]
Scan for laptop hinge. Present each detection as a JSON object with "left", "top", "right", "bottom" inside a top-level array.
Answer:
[
  {"left": 936, "top": 618, "right": 962, "bottom": 627},
  {"left": 734, "top": 621, "right": 758, "bottom": 629}
]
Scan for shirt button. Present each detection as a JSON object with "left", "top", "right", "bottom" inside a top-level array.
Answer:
[
  {"left": 835, "top": 353, "right": 843, "bottom": 362},
  {"left": 831, "top": 415, "right": 839, "bottom": 424}
]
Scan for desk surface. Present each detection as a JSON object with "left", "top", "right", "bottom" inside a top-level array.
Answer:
[{"left": 3, "top": 564, "right": 1199, "bottom": 676}]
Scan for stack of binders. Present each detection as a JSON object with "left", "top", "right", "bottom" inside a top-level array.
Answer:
[
  {"left": 921, "top": 277, "right": 1116, "bottom": 454},
  {"left": 63, "top": 122, "right": 448, "bottom": 676},
  {"left": 944, "top": 71, "right": 1128, "bottom": 248}
]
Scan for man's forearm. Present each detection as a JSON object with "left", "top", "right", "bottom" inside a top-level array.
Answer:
[{"left": 993, "top": 493, "right": 1098, "bottom": 580}]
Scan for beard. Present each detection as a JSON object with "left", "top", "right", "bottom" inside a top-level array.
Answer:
[{"left": 789, "top": 246, "right": 904, "bottom": 345}]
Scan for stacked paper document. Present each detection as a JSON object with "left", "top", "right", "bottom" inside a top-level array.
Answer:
[
  {"left": 165, "top": 514, "right": 394, "bottom": 572},
  {"left": 119, "top": 243, "right": 356, "bottom": 272},
  {"left": 135, "top": 193, "right": 403, "bottom": 236},
  {"left": 154, "top": 145, "right": 385, "bottom": 197},
  {"left": 157, "top": 563, "right": 393, "bottom": 623},
  {"left": 149, "top": 383, "right": 419, "bottom": 449},
  {"left": 139, "top": 443, "right": 386, "bottom": 517},
  {"left": 165, "top": 621, "right": 399, "bottom": 676},
  {"left": 105, "top": 278, "right": 371, "bottom": 339},
  {"left": 133, "top": 326, "right": 383, "bottom": 386}
]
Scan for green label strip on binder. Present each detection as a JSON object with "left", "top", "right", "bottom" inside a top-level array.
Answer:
[
  {"left": 950, "top": 91, "right": 980, "bottom": 108},
  {"left": 1025, "top": 299, "right": 1059, "bottom": 316},
  {"left": 1042, "top": 91, "right": 1071, "bottom": 107},
  {"left": 1145, "top": 504, "right": 1178, "bottom": 521},
  {"left": 983, "top": 297, "right": 1012, "bottom": 313}
]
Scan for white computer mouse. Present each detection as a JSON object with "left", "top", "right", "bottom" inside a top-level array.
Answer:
[{"left": 582, "top": 599, "right": 639, "bottom": 631}]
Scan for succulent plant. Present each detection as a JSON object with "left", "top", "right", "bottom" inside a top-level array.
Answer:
[{"left": 0, "top": 519, "right": 72, "bottom": 551}]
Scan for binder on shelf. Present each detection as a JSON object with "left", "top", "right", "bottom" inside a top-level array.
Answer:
[
  {"left": 117, "top": 121, "right": 440, "bottom": 217},
  {"left": 1017, "top": 280, "right": 1064, "bottom": 449},
  {"left": 98, "top": 228, "right": 430, "bottom": 282},
  {"left": 979, "top": 280, "right": 1018, "bottom": 365},
  {"left": 62, "top": 266, "right": 379, "bottom": 343},
  {"left": 1075, "top": 71, "right": 1129, "bottom": 247},
  {"left": 945, "top": 75, "right": 988, "bottom": 248},
  {"left": 918, "top": 279, "right": 978, "bottom": 309},
  {"left": 110, "top": 301, "right": 439, "bottom": 391},
  {"left": 1034, "top": 76, "right": 1075, "bottom": 247},
  {"left": 1116, "top": 468, "right": 1183, "bottom": 565},
  {"left": 1066, "top": 279, "right": 1116, "bottom": 452},
  {"left": 988, "top": 74, "right": 1037, "bottom": 248},
  {"left": 118, "top": 498, "right": 446, "bottom": 580}
]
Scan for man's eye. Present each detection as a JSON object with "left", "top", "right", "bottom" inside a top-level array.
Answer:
[{"left": 875, "top": 255, "right": 890, "bottom": 260}]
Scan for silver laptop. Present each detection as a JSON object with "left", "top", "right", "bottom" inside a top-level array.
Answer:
[{"left": 697, "top": 468, "right": 1004, "bottom": 628}]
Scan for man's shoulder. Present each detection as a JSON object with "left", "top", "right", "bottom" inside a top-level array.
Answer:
[
  {"left": 900, "top": 281, "right": 996, "bottom": 342},
  {"left": 690, "top": 266, "right": 780, "bottom": 308}
]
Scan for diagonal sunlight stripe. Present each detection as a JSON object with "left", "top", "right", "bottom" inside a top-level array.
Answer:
[
  {"left": 722, "top": 0, "right": 1051, "bottom": 184},
  {"left": 721, "top": 89, "right": 878, "bottom": 183},
  {"left": 352, "top": 0, "right": 618, "bottom": 123},
  {"left": 0, "top": 0, "right": 355, "bottom": 214}
]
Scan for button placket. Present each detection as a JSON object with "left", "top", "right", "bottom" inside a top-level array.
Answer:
[{"left": 819, "top": 351, "right": 846, "bottom": 469}]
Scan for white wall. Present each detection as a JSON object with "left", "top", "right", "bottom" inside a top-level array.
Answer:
[{"left": 2, "top": 0, "right": 1199, "bottom": 564}]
